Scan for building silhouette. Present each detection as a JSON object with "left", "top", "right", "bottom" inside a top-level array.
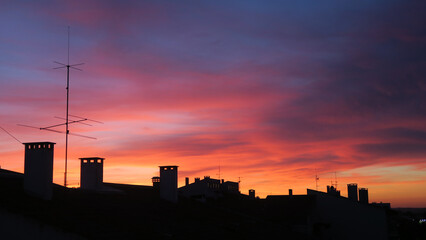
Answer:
[
  {"left": 179, "top": 176, "right": 221, "bottom": 199},
  {"left": 265, "top": 188, "right": 388, "bottom": 239},
  {"left": 371, "top": 202, "right": 391, "bottom": 209},
  {"left": 306, "top": 189, "right": 387, "bottom": 239},
  {"left": 327, "top": 185, "right": 341, "bottom": 197},
  {"left": 80, "top": 157, "right": 104, "bottom": 190},
  {"left": 23, "top": 142, "right": 55, "bottom": 200},
  {"left": 0, "top": 142, "right": 399, "bottom": 239},
  {"left": 179, "top": 176, "right": 240, "bottom": 200},
  {"left": 221, "top": 180, "right": 240, "bottom": 194}
]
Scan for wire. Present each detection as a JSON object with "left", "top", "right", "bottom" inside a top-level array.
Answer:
[{"left": 0, "top": 126, "right": 22, "bottom": 144}]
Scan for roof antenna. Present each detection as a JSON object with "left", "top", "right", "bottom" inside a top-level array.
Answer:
[
  {"left": 332, "top": 172, "right": 338, "bottom": 189},
  {"left": 18, "top": 27, "right": 102, "bottom": 188},
  {"left": 315, "top": 169, "right": 319, "bottom": 191},
  {"left": 0, "top": 126, "right": 22, "bottom": 144},
  {"left": 54, "top": 26, "right": 86, "bottom": 188}
]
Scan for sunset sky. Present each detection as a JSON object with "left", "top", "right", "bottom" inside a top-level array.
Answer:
[{"left": 1, "top": 1, "right": 425, "bottom": 207}]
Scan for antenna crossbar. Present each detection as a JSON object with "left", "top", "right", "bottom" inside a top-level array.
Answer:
[
  {"left": 43, "top": 119, "right": 90, "bottom": 129},
  {"left": 54, "top": 116, "right": 92, "bottom": 126},
  {"left": 17, "top": 124, "right": 96, "bottom": 139},
  {"left": 69, "top": 114, "right": 104, "bottom": 124},
  {"left": 53, "top": 61, "right": 84, "bottom": 71}
]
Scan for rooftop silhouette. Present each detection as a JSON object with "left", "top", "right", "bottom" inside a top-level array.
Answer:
[{"left": 0, "top": 142, "right": 406, "bottom": 239}]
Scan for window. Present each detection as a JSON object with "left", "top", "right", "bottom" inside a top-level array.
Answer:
[
  {"left": 83, "top": 160, "right": 88, "bottom": 163},
  {"left": 97, "top": 159, "right": 102, "bottom": 163},
  {"left": 90, "top": 160, "right": 94, "bottom": 163}
]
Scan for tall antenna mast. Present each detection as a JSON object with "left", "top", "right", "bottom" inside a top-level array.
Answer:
[
  {"left": 65, "top": 26, "right": 70, "bottom": 188},
  {"left": 54, "top": 26, "right": 84, "bottom": 187},
  {"left": 215, "top": 159, "right": 222, "bottom": 181}
]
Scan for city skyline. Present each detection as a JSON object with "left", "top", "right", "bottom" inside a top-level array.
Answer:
[{"left": 1, "top": 1, "right": 425, "bottom": 207}]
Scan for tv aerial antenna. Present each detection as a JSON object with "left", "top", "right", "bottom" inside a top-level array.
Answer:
[
  {"left": 331, "top": 172, "right": 338, "bottom": 189},
  {"left": 18, "top": 27, "right": 102, "bottom": 187},
  {"left": 315, "top": 169, "right": 319, "bottom": 191}
]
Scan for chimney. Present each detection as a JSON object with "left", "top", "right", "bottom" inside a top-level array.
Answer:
[
  {"left": 249, "top": 189, "right": 255, "bottom": 199},
  {"left": 80, "top": 157, "right": 104, "bottom": 190},
  {"left": 152, "top": 176, "right": 160, "bottom": 190},
  {"left": 185, "top": 177, "right": 189, "bottom": 186},
  {"left": 23, "top": 142, "right": 56, "bottom": 200},
  {"left": 159, "top": 166, "right": 178, "bottom": 203},
  {"left": 359, "top": 188, "right": 369, "bottom": 204},
  {"left": 289, "top": 189, "right": 293, "bottom": 196},
  {"left": 347, "top": 183, "right": 358, "bottom": 201}
]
